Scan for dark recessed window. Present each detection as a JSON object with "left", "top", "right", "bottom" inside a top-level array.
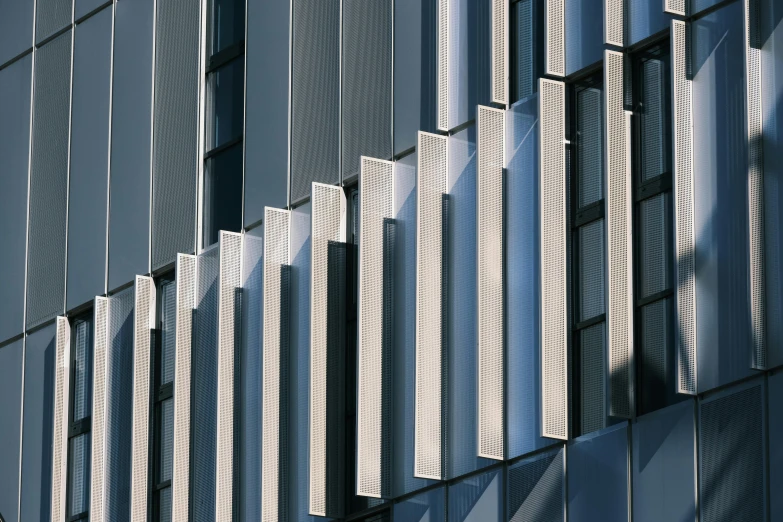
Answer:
[
  {"left": 67, "top": 313, "right": 93, "bottom": 522},
  {"left": 204, "top": 143, "right": 243, "bottom": 247},
  {"left": 207, "top": 58, "right": 245, "bottom": 151}
]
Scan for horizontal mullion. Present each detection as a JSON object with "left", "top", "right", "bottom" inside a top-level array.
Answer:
[
  {"left": 573, "top": 200, "right": 605, "bottom": 228},
  {"left": 574, "top": 313, "right": 606, "bottom": 332},
  {"left": 636, "top": 173, "right": 671, "bottom": 201},
  {"left": 204, "top": 135, "right": 243, "bottom": 160},
  {"left": 637, "top": 288, "right": 673, "bottom": 307},
  {"left": 68, "top": 511, "right": 89, "bottom": 522},
  {"left": 68, "top": 416, "right": 91, "bottom": 438},
  {"left": 155, "top": 479, "right": 172, "bottom": 491},
  {"left": 156, "top": 381, "right": 174, "bottom": 402},
  {"left": 206, "top": 41, "right": 245, "bottom": 73}
]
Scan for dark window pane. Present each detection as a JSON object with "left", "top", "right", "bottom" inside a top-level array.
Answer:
[
  {"left": 209, "top": 0, "right": 245, "bottom": 56},
  {"left": 203, "top": 143, "right": 243, "bottom": 246},
  {"left": 68, "top": 433, "right": 91, "bottom": 517},
  {"left": 580, "top": 321, "right": 605, "bottom": 435},
  {"left": 158, "top": 398, "right": 174, "bottom": 483},
  {"left": 72, "top": 319, "right": 92, "bottom": 422},
  {"left": 511, "top": 0, "right": 538, "bottom": 102},
  {"left": 578, "top": 219, "right": 605, "bottom": 321},
  {"left": 207, "top": 58, "right": 245, "bottom": 151},
  {"left": 576, "top": 86, "right": 604, "bottom": 208},
  {"left": 639, "top": 298, "right": 672, "bottom": 413},
  {"left": 639, "top": 193, "right": 671, "bottom": 298},
  {"left": 159, "top": 486, "right": 172, "bottom": 522},
  {"left": 639, "top": 57, "right": 669, "bottom": 182},
  {"left": 160, "top": 280, "right": 176, "bottom": 385}
]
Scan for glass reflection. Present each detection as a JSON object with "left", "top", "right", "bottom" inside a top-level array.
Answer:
[{"left": 207, "top": 58, "right": 245, "bottom": 151}]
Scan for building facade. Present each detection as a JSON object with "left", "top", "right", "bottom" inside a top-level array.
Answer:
[{"left": 0, "top": 0, "right": 781, "bottom": 520}]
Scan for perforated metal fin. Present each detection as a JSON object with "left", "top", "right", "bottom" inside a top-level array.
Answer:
[
  {"left": 216, "top": 231, "right": 243, "bottom": 521},
  {"left": 605, "top": 0, "right": 623, "bottom": 46},
  {"left": 172, "top": 254, "right": 197, "bottom": 522},
  {"left": 309, "top": 183, "right": 347, "bottom": 518},
  {"left": 491, "top": 0, "right": 508, "bottom": 104},
  {"left": 665, "top": 0, "right": 687, "bottom": 16},
  {"left": 545, "top": 0, "right": 565, "bottom": 76},
  {"left": 415, "top": 132, "right": 449, "bottom": 480},
  {"left": 605, "top": 51, "right": 634, "bottom": 419},
  {"left": 539, "top": 79, "right": 569, "bottom": 440},
  {"left": 357, "top": 157, "right": 395, "bottom": 498},
  {"left": 262, "top": 207, "right": 291, "bottom": 522},
  {"left": 477, "top": 106, "right": 506, "bottom": 460},
  {"left": 438, "top": 0, "right": 450, "bottom": 130},
  {"left": 672, "top": 20, "right": 697, "bottom": 395},
  {"left": 746, "top": 0, "right": 767, "bottom": 370},
  {"left": 130, "top": 276, "right": 156, "bottom": 522},
  {"left": 51, "top": 316, "right": 71, "bottom": 522},
  {"left": 91, "top": 298, "right": 109, "bottom": 522}
]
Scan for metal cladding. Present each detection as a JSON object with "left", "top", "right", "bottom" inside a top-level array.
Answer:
[
  {"left": 357, "top": 157, "right": 395, "bottom": 498},
  {"left": 50, "top": 317, "right": 71, "bottom": 522},
  {"left": 491, "top": 0, "right": 508, "bottom": 105},
  {"left": 545, "top": 0, "right": 565, "bottom": 76},
  {"left": 90, "top": 297, "right": 109, "bottom": 522}
]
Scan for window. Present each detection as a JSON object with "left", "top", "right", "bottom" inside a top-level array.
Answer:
[
  {"left": 151, "top": 276, "right": 176, "bottom": 521},
  {"left": 631, "top": 43, "right": 676, "bottom": 415},
  {"left": 67, "top": 313, "right": 93, "bottom": 521},
  {"left": 202, "top": 0, "right": 246, "bottom": 248},
  {"left": 510, "top": 0, "right": 542, "bottom": 103},
  {"left": 569, "top": 73, "right": 606, "bottom": 438}
]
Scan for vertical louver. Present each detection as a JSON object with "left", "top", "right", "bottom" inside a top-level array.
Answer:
[
  {"left": 539, "top": 79, "right": 569, "bottom": 440},
  {"left": 491, "top": 0, "right": 508, "bottom": 105},
  {"left": 665, "top": 0, "right": 687, "bottom": 16},
  {"left": 131, "top": 276, "right": 156, "bottom": 521},
  {"left": 51, "top": 316, "right": 70, "bottom": 522},
  {"left": 746, "top": 0, "right": 766, "bottom": 370},
  {"left": 172, "top": 254, "right": 197, "bottom": 522},
  {"left": 605, "top": 51, "right": 633, "bottom": 419},
  {"left": 263, "top": 208, "right": 291, "bottom": 522},
  {"left": 672, "top": 20, "right": 697, "bottom": 395},
  {"left": 605, "top": 0, "right": 623, "bottom": 46},
  {"left": 91, "top": 298, "right": 109, "bottom": 522},
  {"left": 415, "top": 132, "right": 449, "bottom": 480},
  {"left": 477, "top": 106, "right": 506, "bottom": 460},
  {"left": 438, "top": 0, "right": 450, "bottom": 130},
  {"left": 545, "top": 0, "right": 565, "bottom": 76},
  {"left": 309, "top": 183, "right": 347, "bottom": 518},
  {"left": 216, "top": 231, "right": 243, "bottom": 521},
  {"left": 357, "top": 158, "right": 395, "bottom": 498}
]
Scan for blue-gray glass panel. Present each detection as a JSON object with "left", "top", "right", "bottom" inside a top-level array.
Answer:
[
  {"left": 75, "top": 0, "right": 108, "bottom": 21},
  {"left": 26, "top": 31, "right": 72, "bottom": 329},
  {"left": 243, "top": 0, "right": 289, "bottom": 225},
  {"left": 36, "top": 0, "right": 72, "bottom": 44},
  {"left": 770, "top": 371, "right": 782, "bottom": 522},
  {"left": 448, "top": 469, "right": 503, "bottom": 522},
  {"left": 565, "top": 0, "right": 603, "bottom": 75},
  {"left": 0, "top": 339, "right": 24, "bottom": 522},
  {"left": 0, "top": 0, "right": 34, "bottom": 67},
  {"left": 203, "top": 143, "right": 243, "bottom": 247},
  {"left": 208, "top": 0, "right": 245, "bottom": 56},
  {"left": 692, "top": 1, "right": 754, "bottom": 393},
  {"left": 67, "top": 433, "right": 91, "bottom": 517},
  {"left": 0, "top": 54, "right": 32, "bottom": 344},
  {"left": 394, "top": 486, "right": 445, "bottom": 521},
  {"left": 160, "top": 280, "right": 176, "bottom": 385},
  {"left": 506, "top": 96, "right": 552, "bottom": 458},
  {"left": 632, "top": 401, "right": 696, "bottom": 522},
  {"left": 67, "top": 6, "right": 112, "bottom": 311},
  {"left": 627, "top": 0, "right": 669, "bottom": 47},
  {"left": 450, "top": 0, "right": 491, "bottom": 129},
  {"left": 448, "top": 126, "right": 493, "bottom": 478},
  {"left": 393, "top": 0, "right": 437, "bottom": 154},
  {"left": 20, "top": 325, "right": 55, "bottom": 522},
  {"left": 72, "top": 319, "right": 93, "bottom": 421},
  {"left": 207, "top": 58, "right": 244, "bottom": 152},
  {"left": 511, "top": 0, "right": 542, "bottom": 103},
  {"left": 108, "top": 0, "right": 154, "bottom": 291},
  {"left": 567, "top": 423, "right": 628, "bottom": 522},
  {"left": 761, "top": 0, "right": 783, "bottom": 368}
]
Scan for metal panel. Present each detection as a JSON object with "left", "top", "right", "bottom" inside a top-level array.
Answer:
[
  {"left": 309, "top": 183, "right": 346, "bottom": 517},
  {"left": 672, "top": 20, "right": 697, "bottom": 395},
  {"left": 151, "top": 0, "right": 200, "bottom": 269},
  {"left": 0, "top": 338, "right": 23, "bottom": 522},
  {"left": 342, "top": 0, "right": 393, "bottom": 182},
  {"left": 437, "top": 0, "right": 450, "bottom": 130},
  {"left": 491, "top": 0, "right": 508, "bottom": 105},
  {"left": 545, "top": 0, "right": 565, "bottom": 76},
  {"left": 290, "top": 0, "right": 341, "bottom": 203},
  {"left": 770, "top": 371, "right": 783, "bottom": 521},
  {"left": 130, "top": 276, "right": 156, "bottom": 521},
  {"left": 0, "top": 54, "right": 32, "bottom": 343},
  {"left": 605, "top": 51, "right": 633, "bottom": 419},
  {"left": 66, "top": 7, "right": 112, "bottom": 310},
  {"left": 108, "top": 0, "right": 154, "bottom": 291},
  {"left": 605, "top": 0, "right": 623, "bottom": 46},
  {"left": 415, "top": 133, "right": 448, "bottom": 480},
  {"left": 357, "top": 157, "right": 395, "bottom": 498},
  {"left": 215, "top": 231, "right": 242, "bottom": 521},
  {"left": 90, "top": 297, "right": 109, "bottom": 522},
  {"left": 746, "top": 0, "right": 766, "bottom": 370},
  {"left": 699, "top": 381, "right": 766, "bottom": 522},
  {"left": 539, "top": 79, "right": 568, "bottom": 440},
  {"left": 262, "top": 208, "right": 291, "bottom": 522},
  {"left": 50, "top": 317, "right": 70, "bottom": 522},
  {"left": 172, "top": 254, "right": 196, "bottom": 522},
  {"left": 477, "top": 106, "right": 505, "bottom": 460},
  {"left": 244, "top": 0, "right": 290, "bottom": 226},
  {"left": 665, "top": 0, "right": 687, "bottom": 17},
  {"left": 0, "top": 0, "right": 34, "bottom": 66},
  {"left": 507, "top": 448, "right": 564, "bottom": 522},
  {"left": 26, "top": 31, "right": 72, "bottom": 329},
  {"left": 35, "top": 0, "right": 72, "bottom": 44}
]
